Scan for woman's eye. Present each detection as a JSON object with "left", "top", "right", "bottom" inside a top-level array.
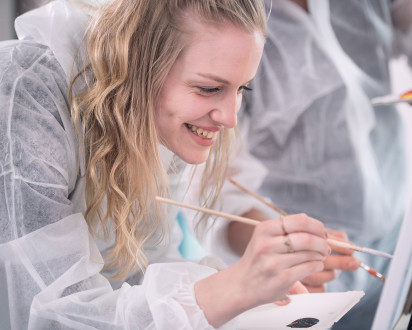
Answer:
[
  {"left": 196, "top": 85, "right": 252, "bottom": 95},
  {"left": 197, "top": 87, "right": 221, "bottom": 95},
  {"left": 238, "top": 85, "right": 252, "bottom": 94}
]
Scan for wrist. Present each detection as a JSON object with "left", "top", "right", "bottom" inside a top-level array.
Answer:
[{"left": 194, "top": 265, "right": 251, "bottom": 328}]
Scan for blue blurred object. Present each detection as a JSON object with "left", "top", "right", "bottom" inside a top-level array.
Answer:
[{"left": 177, "top": 211, "right": 204, "bottom": 260}]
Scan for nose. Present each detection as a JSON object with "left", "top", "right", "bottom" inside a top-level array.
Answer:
[{"left": 209, "top": 93, "right": 241, "bottom": 128}]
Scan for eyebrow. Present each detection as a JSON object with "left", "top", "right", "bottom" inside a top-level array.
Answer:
[
  {"left": 196, "top": 73, "right": 230, "bottom": 84},
  {"left": 196, "top": 73, "right": 254, "bottom": 85}
]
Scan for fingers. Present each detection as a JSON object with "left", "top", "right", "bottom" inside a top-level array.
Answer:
[
  {"left": 323, "top": 254, "right": 360, "bottom": 271},
  {"left": 326, "top": 228, "right": 354, "bottom": 255},
  {"left": 275, "top": 281, "right": 309, "bottom": 306},
  {"left": 275, "top": 251, "right": 327, "bottom": 269},
  {"left": 326, "top": 228, "right": 349, "bottom": 241},
  {"left": 283, "top": 260, "right": 325, "bottom": 284},
  {"left": 288, "top": 281, "right": 309, "bottom": 295},
  {"left": 274, "top": 295, "right": 291, "bottom": 306},
  {"left": 251, "top": 233, "right": 329, "bottom": 258},
  {"left": 279, "top": 233, "right": 330, "bottom": 256},
  {"left": 251, "top": 214, "right": 330, "bottom": 259},
  {"left": 301, "top": 269, "right": 337, "bottom": 287},
  {"left": 274, "top": 262, "right": 324, "bottom": 306},
  {"left": 239, "top": 213, "right": 330, "bottom": 307},
  {"left": 300, "top": 254, "right": 360, "bottom": 288},
  {"left": 258, "top": 213, "right": 327, "bottom": 239},
  {"left": 284, "top": 214, "right": 327, "bottom": 238},
  {"left": 304, "top": 284, "right": 327, "bottom": 293}
]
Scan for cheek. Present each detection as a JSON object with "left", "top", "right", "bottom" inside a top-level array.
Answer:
[
  {"left": 155, "top": 93, "right": 179, "bottom": 126},
  {"left": 157, "top": 85, "right": 211, "bottom": 127},
  {"left": 153, "top": 101, "right": 175, "bottom": 143},
  {"left": 155, "top": 105, "right": 184, "bottom": 143},
  {"left": 157, "top": 89, "right": 184, "bottom": 121}
]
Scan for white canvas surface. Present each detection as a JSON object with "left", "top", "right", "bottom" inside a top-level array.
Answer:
[{"left": 234, "top": 291, "right": 365, "bottom": 330}]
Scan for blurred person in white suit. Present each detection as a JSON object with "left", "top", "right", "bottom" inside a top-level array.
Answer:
[{"left": 186, "top": 0, "right": 412, "bottom": 329}]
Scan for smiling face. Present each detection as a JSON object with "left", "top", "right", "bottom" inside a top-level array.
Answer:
[{"left": 155, "top": 17, "right": 264, "bottom": 164}]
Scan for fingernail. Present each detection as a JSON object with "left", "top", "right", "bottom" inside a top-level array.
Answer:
[
  {"left": 325, "top": 231, "right": 329, "bottom": 239},
  {"left": 279, "top": 295, "right": 291, "bottom": 303},
  {"left": 328, "top": 247, "right": 332, "bottom": 255}
]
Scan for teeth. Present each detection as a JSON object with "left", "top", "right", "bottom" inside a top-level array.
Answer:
[{"left": 186, "top": 124, "right": 217, "bottom": 139}]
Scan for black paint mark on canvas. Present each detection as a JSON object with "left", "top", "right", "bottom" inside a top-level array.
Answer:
[{"left": 287, "top": 317, "right": 319, "bottom": 328}]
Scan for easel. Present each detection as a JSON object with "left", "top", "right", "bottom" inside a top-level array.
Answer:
[{"left": 371, "top": 198, "right": 412, "bottom": 330}]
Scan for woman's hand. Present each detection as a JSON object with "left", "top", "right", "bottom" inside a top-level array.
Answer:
[
  {"left": 194, "top": 213, "right": 329, "bottom": 327},
  {"left": 233, "top": 214, "right": 329, "bottom": 306},
  {"left": 301, "top": 228, "right": 360, "bottom": 293}
]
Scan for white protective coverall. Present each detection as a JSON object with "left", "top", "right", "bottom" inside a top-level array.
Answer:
[
  {"left": 188, "top": 0, "right": 412, "bottom": 329},
  {"left": 0, "top": 1, "right": 236, "bottom": 329}
]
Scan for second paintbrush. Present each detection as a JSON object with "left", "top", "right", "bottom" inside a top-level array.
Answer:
[{"left": 228, "top": 178, "right": 393, "bottom": 259}]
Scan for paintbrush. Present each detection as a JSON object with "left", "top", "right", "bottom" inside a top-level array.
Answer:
[
  {"left": 156, "top": 196, "right": 259, "bottom": 226},
  {"left": 228, "top": 179, "right": 393, "bottom": 259},
  {"left": 156, "top": 196, "right": 387, "bottom": 282},
  {"left": 359, "top": 262, "right": 386, "bottom": 282}
]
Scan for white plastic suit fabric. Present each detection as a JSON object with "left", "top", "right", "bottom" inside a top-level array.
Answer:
[
  {"left": 190, "top": 0, "right": 412, "bottom": 329},
  {"left": 0, "top": 1, "right": 237, "bottom": 329}
]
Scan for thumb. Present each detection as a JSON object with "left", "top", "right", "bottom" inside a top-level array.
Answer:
[
  {"left": 289, "top": 281, "right": 309, "bottom": 295},
  {"left": 274, "top": 281, "right": 309, "bottom": 306}
]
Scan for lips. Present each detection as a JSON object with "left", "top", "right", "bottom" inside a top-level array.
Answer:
[{"left": 185, "top": 123, "right": 217, "bottom": 139}]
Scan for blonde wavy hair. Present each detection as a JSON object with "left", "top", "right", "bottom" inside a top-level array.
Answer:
[{"left": 70, "top": 0, "right": 267, "bottom": 279}]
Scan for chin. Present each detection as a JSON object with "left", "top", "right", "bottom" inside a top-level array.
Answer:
[{"left": 178, "top": 150, "right": 210, "bottom": 165}]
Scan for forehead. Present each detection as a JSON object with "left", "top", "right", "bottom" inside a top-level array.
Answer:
[
  {"left": 177, "top": 16, "right": 264, "bottom": 72},
  {"left": 179, "top": 9, "right": 263, "bottom": 48}
]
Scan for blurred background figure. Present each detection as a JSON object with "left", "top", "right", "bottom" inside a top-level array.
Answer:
[
  {"left": 0, "top": 0, "right": 45, "bottom": 40},
  {"left": 188, "top": 1, "right": 412, "bottom": 330},
  {"left": 226, "top": 1, "right": 412, "bottom": 329}
]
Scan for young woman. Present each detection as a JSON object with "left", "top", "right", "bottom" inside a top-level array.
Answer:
[{"left": 0, "top": 0, "right": 329, "bottom": 328}]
